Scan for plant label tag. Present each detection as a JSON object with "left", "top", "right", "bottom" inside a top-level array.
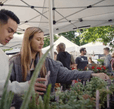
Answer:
[
  {"left": 107, "top": 79, "right": 111, "bottom": 85},
  {"left": 107, "top": 86, "right": 109, "bottom": 108},
  {"left": 45, "top": 71, "right": 50, "bottom": 86},
  {"left": 61, "top": 86, "right": 63, "bottom": 92},
  {"left": 96, "top": 90, "right": 99, "bottom": 109}
]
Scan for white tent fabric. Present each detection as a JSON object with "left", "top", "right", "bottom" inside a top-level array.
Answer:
[
  {"left": 80, "top": 42, "right": 109, "bottom": 54},
  {"left": 0, "top": 0, "right": 114, "bottom": 56},
  {"left": 42, "top": 36, "right": 79, "bottom": 53},
  {"left": 0, "top": 0, "right": 114, "bottom": 35},
  {"left": 5, "top": 48, "right": 20, "bottom": 55},
  {"left": 0, "top": 33, "right": 24, "bottom": 49}
]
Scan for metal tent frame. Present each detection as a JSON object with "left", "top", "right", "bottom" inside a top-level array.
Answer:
[{"left": 0, "top": 0, "right": 114, "bottom": 58}]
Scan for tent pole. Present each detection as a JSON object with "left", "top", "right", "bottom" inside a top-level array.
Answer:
[{"left": 48, "top": 0, "right": 54, "bottom": 59}]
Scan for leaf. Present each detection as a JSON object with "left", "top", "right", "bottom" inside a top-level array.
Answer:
[
  {"left": 0, "top": 64, "right": 14, "bottom": 109},
  {"left": 44, "top": 84, "right": 52, "bottom": 109}
]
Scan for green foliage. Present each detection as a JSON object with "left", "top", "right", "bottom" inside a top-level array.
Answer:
[
  {"left": 109, "top": 83, "right": 114, "bottom": 92},
  {"left": 80, "top": 26, "right": 114, "bottom": 46},
  {"left": 3, "top": 48, "right": 13, "bottom": 52},
  {"left": 71, "top": 82, "right": 84, "bottom": 95},
  {"left": 43, "top": 35, "right": 58, "bottom": 47},
  {"left": 50, "top": 77, "right": 110, "bottom": 109},
  {"left": 27, "top": 92, "right": 39, "bottom": 109},
  {"left": 81, "top": 26, "right": 114, "bottom": 42},
  {"left": 97, "top": 59, "right": 104, "bottom": 65},
  {"left": 50, "top": 83, "right": 95, "bottom": 109},
  {"left": 99, "top": 88, "right": 112, "bottom": 107},
  {"left": 84, "top": 77, "right": 111, "bottom": 107},
  {"left": 27, "top": 84, "right": 52, "bottom": 109},
  {"left": 53, "top": 26, "right": 114, "bottom": 49},
  {"left": 44, "top": 84, "right": 51, "bottom": 109},
  {"left": 85, "top": 77, "right": 107, "bottom": 97},
  {"left": 59, "top": 31, "right": 87, "bottom": 46},
  {"left": 26, "top": 77, "right": 113, "bottom": 109},
  {"left": 38, "top": 96, "right": 44, "bottom": 109}
]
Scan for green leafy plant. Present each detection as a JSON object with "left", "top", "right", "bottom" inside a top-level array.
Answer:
[
  {"left": 0, "top": 64, "right": 14, "bottom": 109},
  {"left": 109, "top": 83, "right": 114, "bottom": 92},
  {"left": 85, "top": 77, "right": 107, "bottom": 97},
  {"left": 23, "top": 77, "right": 113, "bottom": 109},
  {"left": 97, "top": 59, "right": 104, "bottom": 65},
  {"left": 27, "top": 84, "right": 52, "bottom": 109},
  {"left": 49, "top": 77, "right": 109, "bottom": 109}
]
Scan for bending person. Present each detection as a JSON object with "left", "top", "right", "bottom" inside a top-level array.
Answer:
[{"left": 0, "top": 9, "right": 43, "bottom": 96}]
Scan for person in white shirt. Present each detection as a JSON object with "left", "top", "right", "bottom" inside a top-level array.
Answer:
[{"left": 0, "top": 9, "right": 46, "bottom": 96}]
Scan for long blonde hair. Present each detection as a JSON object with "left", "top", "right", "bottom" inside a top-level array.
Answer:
[{"left": 21, "top": 27, "right": 47, "bottom": 81}]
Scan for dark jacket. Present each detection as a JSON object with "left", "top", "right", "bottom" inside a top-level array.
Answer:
[
  {"left": 104, "top": 54, "right": 112, "bottom": 72},
  {"left": 10, "top": 54, "right": 92, "bottom": 109},
  {"left": 57, "top": 51, "right": 71, "bottom": 70}
]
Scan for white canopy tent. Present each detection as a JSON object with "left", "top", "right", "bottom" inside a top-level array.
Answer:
[
  {"left": 0, "top": 0, "right": 114, "bottom": 57},
  {"left": 3, "top": 35, "right": 79, "bottom": 55},
  {"left": 5, "top": 48, "right": 20, "bottom": 55},
  {"left": 42, "top": 36, "right": 79, "bottom": 53},
  {"left": 0, "top": 33, "right": 23, "bottom": 49},
  {"left": 80, "top": 42, "right": 109, "bottom": 54},
  {"left": 0, "top": 0, "right": 113, "bottom": 34}
]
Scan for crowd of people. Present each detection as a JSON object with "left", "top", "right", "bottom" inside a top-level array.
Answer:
[
  {"left": 0, "top": 9, "right": 111, "bottom": 109},
  {"left": 75, "top": 47, "right": 114, "bottom": 73},
  {"left": 54, "top": 46, "right": 114, "bottom": 73}
]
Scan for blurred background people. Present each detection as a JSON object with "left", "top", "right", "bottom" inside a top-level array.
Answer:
[
  {"left": 54, "top": 52, "right": 57, "bottom": 61},
  {"left": 111, "top": 52, "right": 114, "bottom": 71},
  {"left": 56, "top": 43, "right": 72, "bottom": 90},
  {"left": 75, "top": 48, "right": 88, "bottom": 70},
  {"left": 56, "top": 43, "right": 71, "bottom": 70},
  {"left": 104, "top": 47, "right": 112, "bottom": 73},
  {"left": 70, "top": 54, "right": 77, "bottom": 70},
  {"left": 88, "top": 57, "right": 97, "bottom": 69},
  {"left": 88, "top": 57, "right": 95, "bottom": 65}
]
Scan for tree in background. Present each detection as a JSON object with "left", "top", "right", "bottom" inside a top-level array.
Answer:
[
  {"left": 58, "top": 31, "right": 87, "bottom": 46},
  {"left": 44, "top": 31, "right": 86, "bottom": 47},
  {"left": 44, "top": 26, "right": 114, "bottom": 50},
  {"left": 80, "top": 26, "right": 114, "bottom": 51},
  {"left": 43, "top": 35, "right": 59, "bottom": 47}
]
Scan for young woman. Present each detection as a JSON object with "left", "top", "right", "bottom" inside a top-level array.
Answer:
[{"left": 10, "top": 27, "right": 109, "bottom": 109}]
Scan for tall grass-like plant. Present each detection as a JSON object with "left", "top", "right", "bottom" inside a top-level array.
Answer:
[
  {"left": 20, "top": 46, "right": 53, "bottom": 109},
  {"left": 44, "top": 84, "right": 51, "bottom": 109},
  {"left": 27, "top": 84, "right": 52, "bottom": 109},
  {"left": 0, "top": 64, "right": 14, "bottom": 109},
  {"left": 38, "top": 96, "right": 44, "bottom": 109}
]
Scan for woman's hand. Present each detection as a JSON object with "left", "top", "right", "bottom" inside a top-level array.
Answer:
[
  {"left": 91, "top": 73, "right": 109, "bottom": 80},
  {"left": 35, "top": 78, "right": 47, "bottom": 95},
  {"left": 28, "top": 78, "right": 47, "bottom": 95}
]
